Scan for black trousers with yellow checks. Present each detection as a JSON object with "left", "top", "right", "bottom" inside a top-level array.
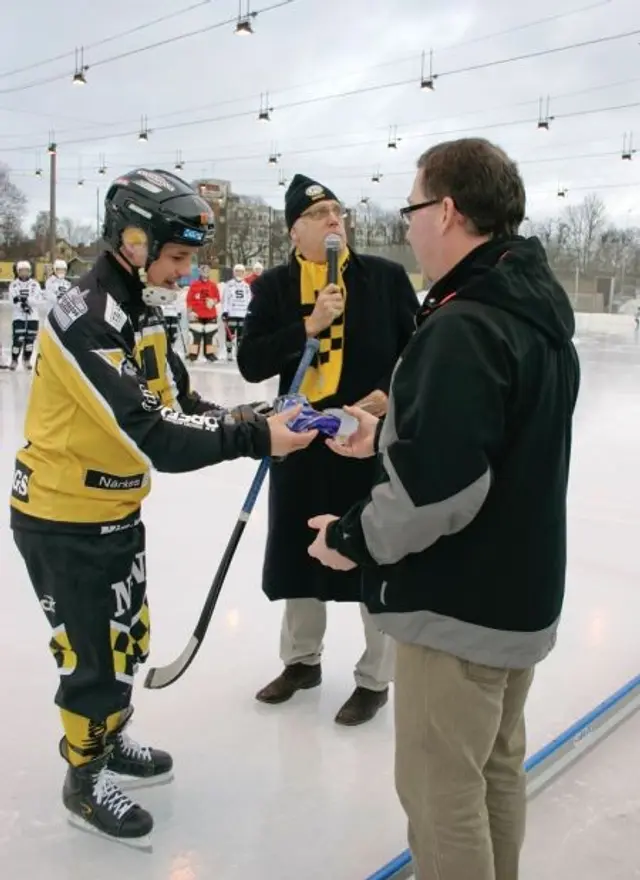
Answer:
[{"left": 13, "top": 520, "right": 150, "bottom": 764}]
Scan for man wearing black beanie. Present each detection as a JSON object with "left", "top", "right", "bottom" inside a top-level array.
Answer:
[{"left": 238, "top": 174, "right": 420, "bottom": 725}]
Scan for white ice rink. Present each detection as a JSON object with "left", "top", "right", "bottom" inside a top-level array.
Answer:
[{"left": 1, "top": 310, "right": 639, "bottom": 878}]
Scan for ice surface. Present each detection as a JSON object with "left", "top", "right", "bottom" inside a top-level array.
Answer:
[{"left": 1, "top": 309, "right": 639, "bottom": 878}]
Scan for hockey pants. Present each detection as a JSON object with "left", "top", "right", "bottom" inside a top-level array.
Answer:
[
  {"left": 12, "top": 318, "right": 39, "bottom": 364},
  {"left": 225, "top": 317, "right": 245, "bottom": 355},
  {"left": 13, "top": 520, "right": 150, "bottom": 765},
  {"left": 188, "top": 320, "right": 217, "bottom": 360}
]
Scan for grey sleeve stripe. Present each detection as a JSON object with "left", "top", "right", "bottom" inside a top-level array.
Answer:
[{"left": 360, "top": 457, "right": 492, "bottom": 566}]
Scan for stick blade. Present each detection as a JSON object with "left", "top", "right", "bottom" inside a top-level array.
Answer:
[{"left": 143, "top": 636, "right": 199, "bottom": 690}]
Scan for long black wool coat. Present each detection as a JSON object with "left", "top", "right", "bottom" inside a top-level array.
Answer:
[{"left": 237, "top": 248, "right": 419, "bottom": 602}]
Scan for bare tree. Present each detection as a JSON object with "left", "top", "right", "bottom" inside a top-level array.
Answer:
[
  {"left": 0, "top": 163, "right": 27, "bottom": 249},
  {"left": 562, "top": 194, "right": 607, "bottom": 271},
  {"left": 31, "top": 210, "right": 54, "bottom": 252},
  {"left": 226, "top": 195, "right": 270, "bottom": 266},
  {"left": 57, "top": 217, "right": 96, "bottom": 247}
]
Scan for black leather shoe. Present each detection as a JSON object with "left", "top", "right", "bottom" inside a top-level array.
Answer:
[
  {"left": 255, "top": 663, "right": 322, "bottom": 704},
  {"left": 335, "top": 686, "right": 389, "bottom": 726}
]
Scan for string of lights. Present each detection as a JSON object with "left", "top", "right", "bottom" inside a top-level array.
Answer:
[
  {"left": 9, "top": 96, "right": 638, "bottom": 178},
  {"left": 9, "top": 144, "right": 635, "bottom": 195}
]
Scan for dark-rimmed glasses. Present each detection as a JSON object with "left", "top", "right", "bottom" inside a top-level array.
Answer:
[{"left": 399, "top": 198, "right": 440, "bottom": 226}]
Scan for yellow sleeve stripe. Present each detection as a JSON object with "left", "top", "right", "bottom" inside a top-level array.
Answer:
[
  {"left": 140, "top": 323, "right": 182, "bottom": 413},
  {"left": 42, "top": 318, "right": 152, "bottom": 469}
]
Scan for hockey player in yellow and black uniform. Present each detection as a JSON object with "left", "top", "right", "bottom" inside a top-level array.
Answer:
[{"left": 9, "top": 168, "right": 316, "bottom": 845}]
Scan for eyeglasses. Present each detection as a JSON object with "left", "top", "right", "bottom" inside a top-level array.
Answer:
[
  {"left": 301, "top": 203, "right": 347, "bottom": 221},
  {"left": 399, "top": 198, "right": 440, "bottom": 226}
]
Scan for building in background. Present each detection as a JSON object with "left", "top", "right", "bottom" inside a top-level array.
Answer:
[{"left": 192, "top": 178, "right": 290, "bottom": 277}]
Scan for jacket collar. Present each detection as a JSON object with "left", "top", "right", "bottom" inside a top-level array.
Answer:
[
  {"left": 94, "top": 251, "right": 145, "bottom": 308},
  {"left": 416, "top": 239, "right": 509, "bottom": 326}
]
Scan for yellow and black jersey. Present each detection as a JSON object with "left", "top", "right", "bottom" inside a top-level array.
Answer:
[{"left": 10, "top": 253, "right": 270, "bottom": 533}]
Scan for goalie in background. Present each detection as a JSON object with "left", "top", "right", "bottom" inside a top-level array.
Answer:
[
  {"left": 186, "top": 263, "right": 220, "bottom": 361},
  {"left": 9, "top": 168, "right": 316, "bottom": 846}
]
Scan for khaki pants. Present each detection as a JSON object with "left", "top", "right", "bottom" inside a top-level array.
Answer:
[
  {"left": 279, "top": 599, "right": 394, "bottom": 691},
  {"left": 394, "top": 643, "right": 535, "bottom": 880}
]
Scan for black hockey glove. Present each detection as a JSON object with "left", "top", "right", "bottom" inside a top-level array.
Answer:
[
  {"left": 201, "top": 400, "right": 273, "bottom": 425},
  {"left": 227, "top": 400, "right": 274, "bottom": 422}
]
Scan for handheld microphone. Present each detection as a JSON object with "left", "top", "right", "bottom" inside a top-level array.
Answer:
[{"left": 325, "top": 233, "right": 342, "bottom": 286}]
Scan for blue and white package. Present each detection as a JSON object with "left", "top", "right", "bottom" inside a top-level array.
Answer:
[{"left": 273, "top": 394, "right": 342, "bottom": 438}]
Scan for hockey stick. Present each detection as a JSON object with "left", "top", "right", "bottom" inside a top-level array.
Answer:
[{"left": 144, "top": 336, "right": 320, "bottom": 690}]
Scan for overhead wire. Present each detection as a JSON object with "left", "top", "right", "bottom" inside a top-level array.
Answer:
[
  {"left": 0, "top": 0, "right": 215, "bottom": 80},
  {"left": 0, "top": 0, "right": 613, "bottom": 109},
  {"left": 0, "top": 0, "right": 297, "bottom": 96},
  {"left": 1, "top": 25, "right": 639, "bottom": 155}
]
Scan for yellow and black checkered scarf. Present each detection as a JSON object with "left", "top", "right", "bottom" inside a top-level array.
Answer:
[{"left": 296, "top": 248, "right": 349, "bottom": 402}]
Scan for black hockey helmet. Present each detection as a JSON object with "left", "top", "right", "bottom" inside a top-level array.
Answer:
[{"left": 103, "top": 168, "right": 215, "bottom": 263}]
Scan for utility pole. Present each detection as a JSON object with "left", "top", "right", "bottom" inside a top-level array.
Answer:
[
  {"left": 96, "top": 187, "right": 101, "bottom": 258},
  {"left": 48, "top": 143, "right": 57, "bottom": 265}
]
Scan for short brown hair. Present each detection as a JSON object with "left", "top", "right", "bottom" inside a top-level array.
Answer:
[{"left": 417, "top": 138, "right": 526, "bottom": 237}]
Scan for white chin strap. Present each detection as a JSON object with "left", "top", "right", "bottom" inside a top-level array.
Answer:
[{"left": 141, "top": 286, "right": 178, "bottom": 307}]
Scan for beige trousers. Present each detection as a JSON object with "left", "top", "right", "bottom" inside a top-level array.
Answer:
[
  {"left": 394, "top": 642, "right": 535, "bottom": 880},
  {"left": 279, "top": 598, "right": 395, "bottom": 691}
]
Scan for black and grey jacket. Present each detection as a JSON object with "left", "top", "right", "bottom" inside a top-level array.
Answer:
[{"left": 326, "top": 236, "right": 581, "bottom": 669}]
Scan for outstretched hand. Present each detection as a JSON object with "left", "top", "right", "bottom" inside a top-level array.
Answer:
[
  {"left": 267, "top": 405, "right": 318, "bottom": 457},
  {"left": 325, "top": 405, "right": 379, "bottom": 459}
]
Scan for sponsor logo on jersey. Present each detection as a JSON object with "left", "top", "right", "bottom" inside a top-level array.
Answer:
[
  {"left": 11, "top": 460, "right": 33, "bottom": 503},
  {"left": 92, "top": 348, "right": 138, "bottom": 379},
  {"left": 104, "top": 293, "right": 129, "bottom": 332},
  {"left": 52, "top": 287, "right": 89, "bottom": 331},
  {"left": 85, "top": 469, "right": 147, "bottom": 491},
  {"left": 159, "top": 407, "right": 220, "bottom": 432},
  {"left": 140, "top": 385, "right": 162, "bottom": 411}
]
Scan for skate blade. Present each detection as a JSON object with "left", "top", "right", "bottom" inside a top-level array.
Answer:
[
  {"left": 67, "top": 813, "right": 153, "bottom": 851},
  {"left": 116, "top": 769, "right": 174, "bottom": 791}
]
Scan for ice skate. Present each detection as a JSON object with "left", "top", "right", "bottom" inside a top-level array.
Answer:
[
  {"left": 61, "top": 741, "right": 153, "bottom": 849},
  {"left": 107, "top": 709, "right": 174, "bottom": 790}
]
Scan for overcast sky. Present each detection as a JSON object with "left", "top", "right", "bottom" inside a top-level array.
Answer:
[{"left": 1, "top": 0, "right": 639, "bottom": 233}]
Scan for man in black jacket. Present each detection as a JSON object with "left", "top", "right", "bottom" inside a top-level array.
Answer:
[
  {"left": 238, "top": 174, "right": 419, "bottom": 725},
  {"left": 309, "top": 139, "right": 580, "bottom": 879}
]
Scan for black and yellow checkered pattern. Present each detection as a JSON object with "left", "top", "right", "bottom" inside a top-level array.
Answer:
[
  {"left": 300, "top": 300, "right": 345, "bottom": 366},
  {"left": 49, "top": 624, "right": 78, "bottom": 676},
  {"left": 296, "top": 248, "right": 350, "bottom": 402},
  {"left": 130, "top": 598, "right": 151, "bottom": 664},
  {"left": 110, "top": 597, "right": 151, "bottom": 685}
]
